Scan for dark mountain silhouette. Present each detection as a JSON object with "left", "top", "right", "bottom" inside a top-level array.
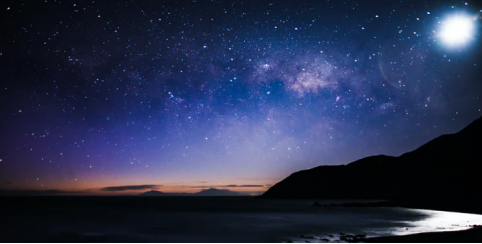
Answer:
[
  {"left": 262, "top": 116, "right": 482, "bottom": 200},
  {"left": 194, "top": 188, "right": 243, "bottom": 196},
  {"left": 139, "top": 188, "right": 244, "bottom": 196},
  {"left": 139, "top": 190, "right": 181, "bottom": 196}
]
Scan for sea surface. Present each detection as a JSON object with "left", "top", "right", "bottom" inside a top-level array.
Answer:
[{"left": 1, "top": 197, "right": 482, "bottom": 242}]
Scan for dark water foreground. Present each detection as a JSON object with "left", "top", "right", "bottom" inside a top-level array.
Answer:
[{"left": 1, "top": 196, "right": 481, "bottom": 242}]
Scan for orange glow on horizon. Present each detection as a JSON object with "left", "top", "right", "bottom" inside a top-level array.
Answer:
[{"left": 1, "top": 180, "right": 275, "bottom": 196}]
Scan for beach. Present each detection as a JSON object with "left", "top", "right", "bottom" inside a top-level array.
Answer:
[
  {"left": 1, "top": 196, "right": 482, "bottom": 242},
  {"left": 367, "top": 226, "right": 482, "bottom": 243}
]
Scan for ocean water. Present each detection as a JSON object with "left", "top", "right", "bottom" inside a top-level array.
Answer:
[{"left": 1, "top": 197, "right": 482, "bottom": 242}]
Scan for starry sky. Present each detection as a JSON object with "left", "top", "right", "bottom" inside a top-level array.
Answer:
[{"left": 0, "top": 0, "right": 481, "bottom": 195}]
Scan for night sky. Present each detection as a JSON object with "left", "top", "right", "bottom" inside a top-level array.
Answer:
[{"left": 1, "top": 0, "right": 481, "bottom": 195}]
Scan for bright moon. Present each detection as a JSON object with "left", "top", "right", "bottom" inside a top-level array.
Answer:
[{"left": 439, "top": 15, "right": 475, "bottom": 47}]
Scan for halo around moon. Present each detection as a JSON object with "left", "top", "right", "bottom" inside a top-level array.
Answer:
[{"left": 378, "top": 42, "right": 426, "bottom": 90}]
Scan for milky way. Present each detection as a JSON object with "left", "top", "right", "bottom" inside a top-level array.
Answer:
[{"left": 1, "top": 0, "right": 481, "bottom": 194}]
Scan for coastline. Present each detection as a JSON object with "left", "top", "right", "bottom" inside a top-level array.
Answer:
[
  {"left": 366, "top": 226, "right": 482, "bottom": 243},
  {"left": 298, "top": 199, "right": 482, "bottom": 243},
  {"left": 284, "top": 226, "right": 482, "bottom": 243},
  {"left": 3, "top": 196, "right": 482, "bottom": 242},
  {"left": 363, "top": 201, "right": 482, "bottom": 243},
  {"left": 313, "top": 199, "right": 482, "bottom": 215}
]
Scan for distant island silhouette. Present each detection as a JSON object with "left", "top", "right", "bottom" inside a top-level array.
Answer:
[
  {"left": 261, "top": 116, "right": 482, "bottom": 202},
  {"left": 139, "top": 188, "right": 245, "bottom": 196}
]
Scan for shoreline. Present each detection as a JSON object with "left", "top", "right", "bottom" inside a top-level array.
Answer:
[
  {"left": 366, "top": 226, "right": 482, "bottom": 243},
  {"left": 3, "top": 196, "right": 482, "bottom": 242},
  {"left": 303, "top": 200, "right": 482, "bottom": 243},
  {"left": 312, "top": 199, "right": 482, "bottom": 215},
  {"left": 288, "top": 225, "right": 482, "bottom": 243}
]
